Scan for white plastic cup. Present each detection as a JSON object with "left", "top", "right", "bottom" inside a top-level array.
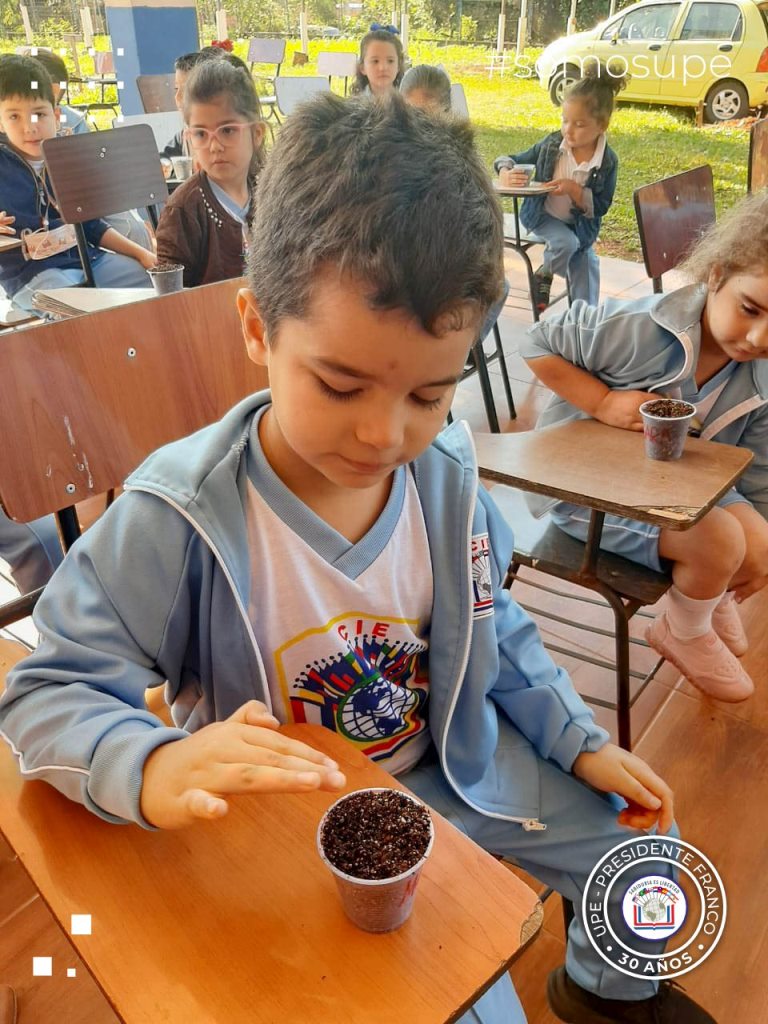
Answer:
[
  {"left": 639, "top": 398, "right": 697, "bottom": 461},
  {"left": 317, "top": 788, "right": 434, "bottom": 933},
  {"left": 170, "top": 155, "right": 194, "bottom": 181},
  {"left": 147, "top": 263, "right": 184, "bottom": 295},
  {"left": 511, "top": 162, "right": 536, "bottom": 184}
]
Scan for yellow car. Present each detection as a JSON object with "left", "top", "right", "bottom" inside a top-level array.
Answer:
[{"left": 536, "top": 0, "right": 768, "bottom": 122}]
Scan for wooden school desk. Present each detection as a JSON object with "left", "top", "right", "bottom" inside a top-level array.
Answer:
[
  {"left": 493, "top": 181, "right": 560, "bottom": 322},
  {"left": 0, "top": 724, "right": 541, "bottom": 1024},
  {"left": 474, "top": 418, "right": 753, "bottom": 747}
]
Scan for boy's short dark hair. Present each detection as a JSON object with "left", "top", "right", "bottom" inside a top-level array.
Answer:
[
  {"left": 174, "top": 51, "right": 208, "bottom": 72},
  {"left": 0, "top": 54, "right": 55, "bottom": 106},
  {"left": 29, "top": 50, "right": 69, "bottom": 88},
  {"left": 248, "top": 93, "right": 504, "bottom": 339}
]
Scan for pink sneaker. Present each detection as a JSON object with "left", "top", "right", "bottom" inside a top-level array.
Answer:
[
  {"left": 711, "top": 594, "right": 748, "bottom": 656},
  {"left": 645, "top": 613, "right": 754, "bottom": 702}
]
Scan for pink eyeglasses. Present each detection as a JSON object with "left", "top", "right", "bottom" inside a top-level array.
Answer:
[{"left": 184, "top": 122, "right": 258, "bottom": 149}]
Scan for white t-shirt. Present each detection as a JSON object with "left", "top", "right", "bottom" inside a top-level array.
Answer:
[
  {"left": 244, "top": 425, "right": 434, "bottom": 775},
  {"left": 545, "top": 134, "right": 606, "bottom": 223}
]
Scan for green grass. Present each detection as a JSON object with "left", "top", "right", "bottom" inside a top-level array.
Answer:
[{"left": 2, "top": 36, "right": 750, "bottom": 261}]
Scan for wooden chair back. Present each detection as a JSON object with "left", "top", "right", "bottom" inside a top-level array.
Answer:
[
  {"left": 748, "top": 117, "right": 768, "bottom": 193},
  {"left": 0, "top": 278, "right": 266, "bottom": 526},
  {"left": 246, "top": 37, "right": 286, "bottom": 71},
  {"left": 317, "top": 50, "right": 357, "bottom": 93},
  {"left": 136, "top": 73, "right": 177, "bottom": 113},
  {"left": 41, "top": 124, "right": 168, "bottom": 284},
  {"left": 112, "top": 110, "right": 183, "bottom": 151},
  {"left": 274, "top": 76, "right": 331, "bottom": 117},
  {"left": 633, "top": 165, "right": 715, "bottom": 293},
  {"left": 450, "top": 82, "right": 469, "bottom": 117}
]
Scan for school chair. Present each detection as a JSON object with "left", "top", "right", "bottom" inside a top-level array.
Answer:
[
  {"left": 317, "top": 51, "right": 358, "bottom": 95},
  {"left": 748, "top": 117, "right": 768, "bottom": 193},
  {"left": 633, "top": 165, "right": 716, "bottom": 293},
  {"left": 0, "top": 278, "right": 266, "bottom": 667},
  {"left": 450, "top": 83, "right": 469, "bottom": 117},
  {"left": 136, "top": 73, "right": 176, "bottom": 114},
  {"left": 274, "top": 76, "right": 332, "bottom": 118},
  {"left": 247, "top": 38, "right": 285, "bottom": 126},
  {"left": 41, "top": 124, "right": 167, "bottom": 287},
  {"left": 79, "top": 50, "right": 120, "bottom": 126},
  {"left": 112, "top": 111, "right": 183, "bottom": 151}
]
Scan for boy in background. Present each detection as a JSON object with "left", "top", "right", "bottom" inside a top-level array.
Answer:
[{"left": 0, "top": 95, "right": 715, "bottom": 1024}]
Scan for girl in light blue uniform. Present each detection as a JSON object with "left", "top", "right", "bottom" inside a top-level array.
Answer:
[{"left": 520, "top": 192, "right": 768, "bottom": 706}]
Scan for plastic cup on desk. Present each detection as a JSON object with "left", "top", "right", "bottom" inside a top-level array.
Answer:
[
  {"left": 500, "top": 163, "right": 536, "bottom": 188},
  {"left": 317, "top": 788, "right": 434, "bottom": 933},
  {"left": 147, "top": 262, "right": 184, "bottom": 295},
  {"left": 170, "top": 156, "right": 194, "bottom": 181},
  {"left": 639, "top": 398, "right": 697, "bottom": 461}
]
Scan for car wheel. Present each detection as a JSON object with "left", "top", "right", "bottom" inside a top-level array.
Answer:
[
  {"left": 549, "top": 65, "right": 581, "bottom": 106},
  {"left": 704, "top": 80, "right": 749, "bottom": 122}
]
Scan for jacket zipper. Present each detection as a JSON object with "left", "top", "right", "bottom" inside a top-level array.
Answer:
[
  {"left": 123, "top": 484, "right": 274, "bottom": 715},
  {"left": 436, "top": 423, "right": 546, "bottom": 831}
]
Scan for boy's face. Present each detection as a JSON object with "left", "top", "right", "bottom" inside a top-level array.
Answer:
[
  {"left": 239, "top": 271, "right": 478, "bottom": 496},
  {"left": 703, "top": 271, "right": 768, "bottom": 362},
  {"left": 174, "top": 69, "right": 189, "bottom": 110},
  {"left": 0, "top": 94, "right": 58, "bottom": 159}
]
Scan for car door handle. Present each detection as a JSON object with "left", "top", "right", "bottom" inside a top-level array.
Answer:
[
  {"left": 718, "top": 43, "right": 733, "bottom": 51},
  {"left": 648, "top": 43, "right": 662, "bottom": 50}
]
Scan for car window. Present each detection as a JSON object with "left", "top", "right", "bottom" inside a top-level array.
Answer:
[
  {"left": 679, "top": 2, "right": 743, "bottom": 40},
  {"left": 759, "top": 3, "right": 768, "bottom": 35},
  {"left": 601, "top": 3, "right": 680, "bottom": 41}
]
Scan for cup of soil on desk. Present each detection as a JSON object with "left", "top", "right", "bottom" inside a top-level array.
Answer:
[
  {"left": 639, "top": 398, "right": 697, "bottom": 461},
  {"left": 147, "top": 262, "right": 184, "bottom": 295},
  {"left": 317, "top": 788, "right": 434, "bottom": 933}
]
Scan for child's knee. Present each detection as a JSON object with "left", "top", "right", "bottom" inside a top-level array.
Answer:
[
  {"left": 670, "top": 507, "right": 746, "bottom": 574},
  {"left": 738, "top": 529, "right": 768, "bottom": 580}
]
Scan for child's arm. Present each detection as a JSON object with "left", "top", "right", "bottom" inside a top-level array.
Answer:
[
  {"left": 493, "top": 140, "right": 541, "bottom": 176},
  {"left": 155, "top": 205, "right": 200, "bottom": 288},
  {"left": 99, "top": 227, "right": 156, "bottom": 270},
  {"left": 526, "top": 354, "right": 654, "bottom": 430}
]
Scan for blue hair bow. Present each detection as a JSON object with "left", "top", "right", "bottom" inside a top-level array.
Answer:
[{"left": 370, "top": 22, "right": 399, "bottom": 34}]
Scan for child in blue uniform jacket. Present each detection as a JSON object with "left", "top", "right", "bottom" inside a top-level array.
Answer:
[
  {"left": 520, "top": 191, "right": 768, "bottom": 707},
  {"left": 494, "top": 63, "right": 625, "bottom": 310},
  {"left": 0, "top": 94, "right": 716, "bottom": 1024}
]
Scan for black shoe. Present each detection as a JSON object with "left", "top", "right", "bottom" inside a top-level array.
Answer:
[
  {"left": 533, "top": 266, "right": 553, "bottom": 311},
  {"left": 547, "top": 966, "right": 717, "bottom": 1023}
]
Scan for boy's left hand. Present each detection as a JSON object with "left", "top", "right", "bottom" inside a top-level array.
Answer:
[{"left": 572, "top": 743, "right": 674, "bottom": 834}]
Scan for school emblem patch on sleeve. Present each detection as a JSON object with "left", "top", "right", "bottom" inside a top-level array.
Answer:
[{"left": 471, "top": 533, "right": 494, "bottom": 619}]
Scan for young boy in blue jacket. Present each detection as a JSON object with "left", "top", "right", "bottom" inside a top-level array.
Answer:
[
  {"left": 0, "top": 55, "right": 155, "bottom": 313},
  {"left": 0, "top": 94, "right": 715, "bottom": 1024}
]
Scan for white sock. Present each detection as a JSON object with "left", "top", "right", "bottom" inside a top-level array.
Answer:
[{"left": 665, "top": 586, "right": 725, "bottom": 640}]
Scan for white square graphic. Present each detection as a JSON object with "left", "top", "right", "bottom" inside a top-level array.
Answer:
[
  {"left": 30, "top": 81, "right": 37, "bottom": 90},
  {"left": 117, "top": 81, "right": 124, "bottom": 90},
  {"left": 67, "top": 968, "right": 77, "bottom": 978},
  {"left": 70, "top": 914, "right": 91, "bottom": 935},
  {"left": 33, "top": 957, "right": 52, "bottom": 976},
  {"left": 117, "top": 48, "right": 124, "bottom": 57}
]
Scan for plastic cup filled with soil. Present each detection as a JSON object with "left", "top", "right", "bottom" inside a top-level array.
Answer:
[
  {"left": 317, "top": 788, "right": 434, "bottom": 933},
  {"left": 639, "top": 398, "right": 697, "bottom": 461},
  {"left": 147, "top": 262, "right": 184, "bottom": 295}
]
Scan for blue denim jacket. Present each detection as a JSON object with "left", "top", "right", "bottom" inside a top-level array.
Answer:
[{"left": 494, "top": 130, "right": 619, "bottom": 251}]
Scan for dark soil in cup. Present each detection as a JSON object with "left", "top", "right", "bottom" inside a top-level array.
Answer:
[
  {"left": 151, "top": 262, "right": 183, "bottom": 273},
  {"left": 642, "top": 399, "right": 695, "bottom": 418},
  {"left": 321, "top": 791, "right": 431, "bottom": 880}
]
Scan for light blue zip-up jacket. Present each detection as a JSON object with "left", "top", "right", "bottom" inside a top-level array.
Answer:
[
  {"left": 520, "top": 284, "right": 768, "bottom": 518},
  {"left": 0, "top": 392, "right": 608, "bottom": 829}
]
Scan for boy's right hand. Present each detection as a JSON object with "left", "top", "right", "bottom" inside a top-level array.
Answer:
[
  {"left": 0, "top": 211, "right": 16, "bottom": 236},
  {"left": 140, "top": 700, "right": 346, "bottom": 829},
  {"left": 594, "top": 389, "right": 656, "bottom": 431}
]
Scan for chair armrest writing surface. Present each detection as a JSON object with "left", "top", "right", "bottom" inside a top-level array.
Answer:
[
  {"left": 474, "top": 420, "right": 752, "bottom": 529},
  {"left": 0, "top": 724, "right": 540, "bottom": 1024},
  {"left": 0, "top": 278, "right": 266, "bottom": 523}
]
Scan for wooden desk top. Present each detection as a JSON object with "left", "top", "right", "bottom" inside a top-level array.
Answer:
[
  {"left": 475, "top": 418, "right": 753, "bottom": 529},
  {"left": 0, "top": 724, "right": 540, "bottom": 1024},
  {"left": 0, "top": 237, "right": 22, "bottom": 253},
  {"left": 493, "top": 181, "right": 558, "bottom": 196}
]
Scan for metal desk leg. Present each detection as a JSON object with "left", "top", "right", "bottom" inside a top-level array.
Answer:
[{"left": 470, "top": 345, "right": 500, "bottom": 433}]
